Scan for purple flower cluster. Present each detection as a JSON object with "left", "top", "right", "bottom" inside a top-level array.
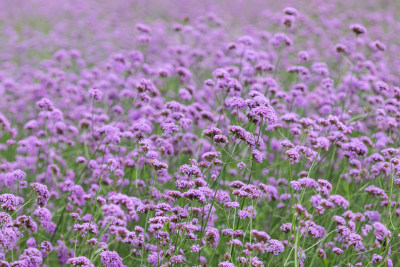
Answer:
[{"left": 0, "top": 1, "right": 399, "bottom": 266}]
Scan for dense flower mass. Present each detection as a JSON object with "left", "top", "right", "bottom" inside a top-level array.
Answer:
[{"left": 0, "top": 0, "right": 399, "bottom": 266}]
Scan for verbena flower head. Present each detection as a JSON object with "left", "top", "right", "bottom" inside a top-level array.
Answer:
[
  {"left": 0, "top": 193, "right": 20, "bottom": 211},
  {"left": 31, "top": 183, "right": 50, "bottom": 207},
  {"left": 66, "top": 256, "right": 94, "bottom": 267},
  {"left": 100, "top": 250, "right": 126, "bottom": 267},
  {"left": 350, "top": 24, "right": 367, "bottom": 35},
  {"left": 88, "top": 88, "right": 103, "bottom": 102}
]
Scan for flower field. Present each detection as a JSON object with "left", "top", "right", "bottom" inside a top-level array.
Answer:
[{"left": 0, "top": 0, "right": 400, "bottom": 266}]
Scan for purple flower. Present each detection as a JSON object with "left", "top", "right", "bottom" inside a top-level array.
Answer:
[
  {"left": 218, "top": 261, "right": 234, "bottom": 267},
  {"left": 364, "top": 211, "right": 381, "bottom": 222},
  {"left": 170, "top": 255, "right": 186, "bottom": 264},
  {"left": 205, "top": 227, "right": 220, "bottom": 248},
  {"left": 27, "top": 237, "right": 36, "bottom": 248},
  {"left": 371, "top": 254, "right": 383, "bottom": 264},
  {"left": 106, "top": 159, "right": 118, "bottom": 172},
  {"left": 225, "top": 97, "right": 246, "bottom": 109},
  {"left": 100, "top": 250, "right": 126, "bottom": 267},
  {"left": 88, "top": 88, "right": 103, "bottom": 101},
  {"left": 350, "top": 24, "right": 367, "bottom": 35},
  {"left": 0, "top": 194, "right": 20, "bottom": 211},
  {"left": 365, "top": 185, "right": 388, "bottom": 201},
  {"left": 251, "top": 149, "right": 264, "bottom": 163},
  {"left": 332, "top": 247, "right": 343, "bottom": 255},
  {"left": 251, "top": 230, "right": 271, "bottom": 242},
  {"left": 19, "top": 247, "right": 43, "bottom": 266},
  {"left": 191, "top": 244, "right": 202, "bottom": 252},
  {"left": 286, "top": 148, "right": 300, "bottom": 164},
  {"left": 328, "top": 195, "right": 349, "bottom": 209},
  {"left": 283, "top": 7, "right": 298, "bottom": 16},
  {"left": 373, "top": 222, "right": 391, "bottom": 242},
  {"left": 36, "top": 98, "right": 54, "bottom": 111},
  {"left": 252, "top": 106, "right": 278, "bottom": 125},
  {"left": 318, "top": 248, "right": 326, "bottom": 259},
  {"left": 238, "top": 209, "right": 251, "bottom": 219},
  {"left": 66, "top": 256, "right": 94, "bottom": 267},
  {"left": 162, "top": 122, "right": 180, "bottom": 135},
  {"left": 31, "top": 183, "right": 50, "bottom": 207},
  {"left": 40, "top": 241, "right": 53, "bottom": 253},
  {"left": 183, "top": 189, "right": 207, "bottom": 203},
  {"left": 347, "top": 233, "right": 363, "bottom": 248},
  {"left": 266, "top": 239, "right": 285, "bottom": 255}
]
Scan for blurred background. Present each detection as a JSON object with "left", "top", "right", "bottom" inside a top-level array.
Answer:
[{"left": 0, "top": 0, "right": 398, "bottom": 67}]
